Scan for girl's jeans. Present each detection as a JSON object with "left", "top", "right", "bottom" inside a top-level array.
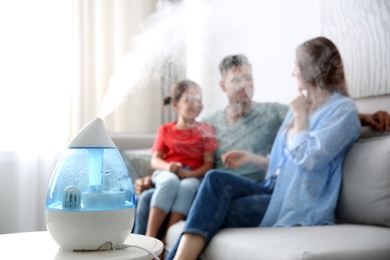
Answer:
[
  {"left": 151, "top": 170, "right": 200, "bottom": 214},
  {"left": 166, "top": 170, "right": 272, "bottom": 260}
]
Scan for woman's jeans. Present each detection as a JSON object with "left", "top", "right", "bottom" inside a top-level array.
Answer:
[{"left": 166, "top": 170, "right": 273, "bottom": 260}]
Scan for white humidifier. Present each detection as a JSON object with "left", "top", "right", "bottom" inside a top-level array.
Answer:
[{"left": 45, "top": 117, "right": 135, "bottom": 251}]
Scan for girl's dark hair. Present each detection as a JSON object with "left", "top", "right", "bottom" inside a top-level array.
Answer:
[
  {"left": 164, "top": 79, "right": 200, "bottom": 106},
  {"left": 296, "top": 36, "right": 349, "bottom": 96}
]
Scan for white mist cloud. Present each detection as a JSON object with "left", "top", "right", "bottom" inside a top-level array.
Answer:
[
  {"left": 98, "top": 1, "right": 186, "bottom": 119},
  {"left": 98, "top": 0, "right": 257, "bottom": 120},
  {"left": 98, "top": 0, "right": 320, "bottom": 120}
]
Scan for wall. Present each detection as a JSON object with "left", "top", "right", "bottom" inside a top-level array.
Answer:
[
  {"left": 320, "top": 0, "right": 390, "bottom": 113},
  {"left": 321, "top": 0, "right": 390, "bottom": 98},
  {"left": 185, "top": 0, "right": 321, "bottom": 114},
  {"left": 185, "top": 0, "right": 390, "bottom": 116}
]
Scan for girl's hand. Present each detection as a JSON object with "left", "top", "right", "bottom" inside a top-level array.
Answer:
[
  {"left": 221, "top": 150, "right": 250, "bottom": 168},
  {"left": 169, "top": 162, "right": 182, "bottom": 174},
  {"left": 177, "top": 168, "right": 191, "bottom": 179}
]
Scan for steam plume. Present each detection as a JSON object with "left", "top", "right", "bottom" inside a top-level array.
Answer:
[{"left": 98, "top": 1, "right": 186, "bottom": 119}]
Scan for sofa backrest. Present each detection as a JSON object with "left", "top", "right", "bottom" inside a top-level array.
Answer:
[
  {"left": 336, "top": 126, "right": 390, "bottom": 227},
  {"left": 109, "top": 132, "right": 155, "bottom": 182}
]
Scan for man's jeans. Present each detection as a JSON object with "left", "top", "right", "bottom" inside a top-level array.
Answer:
[
  {"left": 133, "top": 188, "right": 154, "bottom": 235},
  {"left": 166, "top": 170, "right": 272, "bottom": 260}
]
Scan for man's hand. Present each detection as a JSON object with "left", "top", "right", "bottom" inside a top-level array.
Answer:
[
  {"left": 361, "top": 111, "right": 390, "bottom": 132},
  {"left": 221, "top": 150, "right": 250, "bottom": 169},
  {"left": 221, "top": 150, "right": 269, "bottom": 170},
  {"left": 134, "top": 175, "right": 153, "bottom": 195}
]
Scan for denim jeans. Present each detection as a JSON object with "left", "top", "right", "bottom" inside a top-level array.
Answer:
[
  {"left": 152, "top": 170, "right": 200, "bottom": 214},
  {"left": 132, "top": 188, "right": 154, "bottom": 235},
  {"left": 166, "top": 170, "right": 272, "bottom": 260}
]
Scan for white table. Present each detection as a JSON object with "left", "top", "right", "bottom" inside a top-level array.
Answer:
[{"left": 0, "top": 231, "right": 163, "bottom": 260}]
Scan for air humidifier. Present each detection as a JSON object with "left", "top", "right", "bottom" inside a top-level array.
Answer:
[{"left": 45, "top": 117, "right": 136, "bottom": 251}]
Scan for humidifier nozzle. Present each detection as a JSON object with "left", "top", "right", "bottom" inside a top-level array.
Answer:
[{"left": 68, "top": 117, "right": 115, "bottom": 148}]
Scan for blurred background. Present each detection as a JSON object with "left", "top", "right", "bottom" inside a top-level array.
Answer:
[{"left": 0, "top": 0, "right": 389, "bottom": 234}]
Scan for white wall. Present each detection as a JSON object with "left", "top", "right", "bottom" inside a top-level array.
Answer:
[
  {"left": 185, "top": 0, "right": 390, "bottom": 116},
  {"left": 185, "top": 0, "right": 321, "bottom": 115},
  {"left": 321, "top": 0, "right": 390, "bottom": 99}
]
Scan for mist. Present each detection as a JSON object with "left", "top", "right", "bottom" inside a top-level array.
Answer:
[
  {"left": 98, "top": 0, "right": 321, "bottom": 121},
  {"left": 98, "top": 1, "right": 186, "bottom": 119}
]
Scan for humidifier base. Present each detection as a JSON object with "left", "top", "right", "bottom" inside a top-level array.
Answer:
[{"left": 46, "top": 208, "right": 135, "bottom": 251}]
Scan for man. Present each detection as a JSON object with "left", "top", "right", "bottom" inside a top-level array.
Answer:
[{"left": 132, "top": 54, "right": 390, "bottom": 236}]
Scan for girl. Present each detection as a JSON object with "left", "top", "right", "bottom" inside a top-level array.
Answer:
[{"left": 146, "top": 79, "right": 218, "bottom": 242}]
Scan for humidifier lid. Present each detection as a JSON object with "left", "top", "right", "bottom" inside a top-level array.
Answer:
[{"left": 68, "top": 117, "right": 115, "bottom": 148}]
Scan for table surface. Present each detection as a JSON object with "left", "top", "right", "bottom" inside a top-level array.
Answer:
[{"left": 0, "top": 231, "right": 163, "bottom": 260}]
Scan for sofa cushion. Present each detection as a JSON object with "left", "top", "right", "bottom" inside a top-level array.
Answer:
[
  {"left": 165, "top": 221, "right": 390, "bottom": 260},
  {"left": 120, "top": 149, "right": 153, "bottom": 181},
  {"left": 336, "top": 132, "right": 390, "bottom": 227}
]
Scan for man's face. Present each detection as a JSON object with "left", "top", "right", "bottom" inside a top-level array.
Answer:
[{"left": 221, "top": 65, "right": 254, "bottom": 104}]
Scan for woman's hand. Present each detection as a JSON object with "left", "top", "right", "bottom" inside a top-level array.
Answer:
[
  {"left": 290, "top": 94, "right": 310, "bottom": 135},
  {"left": 290, "top": 94, "right": 310, "bottom": 117}
]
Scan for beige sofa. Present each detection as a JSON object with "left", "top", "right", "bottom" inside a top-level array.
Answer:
[{"left": 110, "top": 127, "right": 390, "bottom": 260}]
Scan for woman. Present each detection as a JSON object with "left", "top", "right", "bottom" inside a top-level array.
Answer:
[{"left": 166, "top": 36, "right": 362, "bottom": 260}]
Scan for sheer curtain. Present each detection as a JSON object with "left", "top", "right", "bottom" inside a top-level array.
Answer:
[
  {"left": 70, "top": 0, "right": 180, "bottom": 137},
  {"left": 0, "top": 1, "right": 72, "bottom": 151},
  {"left": 0, "top": 0, "right": 73, "bottom": 234},
  {"left": 0, "top": 0, "right": 180, "bottom": 234}
]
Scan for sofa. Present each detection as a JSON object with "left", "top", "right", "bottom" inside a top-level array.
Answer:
[{"left": 110, "top": 126, "right": 390, "bottom": 260}]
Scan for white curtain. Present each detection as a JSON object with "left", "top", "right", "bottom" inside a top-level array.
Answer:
[
  {"left": 0, "top": 0, "right": 72, "bottom": 151},
  {"left": 0, "top": 0, "right": 73, "bottom": 234},
  {"left": 70, "top": 0, "right": 181, "bottom": 137},
  {"left": 0, "top": 0, "right": 181, "bottom": 234},
  {"left": 0, "top": 152, "right": 60, "bottom": 234}
]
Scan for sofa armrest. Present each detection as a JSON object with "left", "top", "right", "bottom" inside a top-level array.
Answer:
[{"left": 337, "top": 127, "right": 390, "bottom": 227}]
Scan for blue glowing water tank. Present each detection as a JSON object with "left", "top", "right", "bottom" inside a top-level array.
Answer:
[{"left": 45, "top": 117, "right": 135, "bottom": 251}]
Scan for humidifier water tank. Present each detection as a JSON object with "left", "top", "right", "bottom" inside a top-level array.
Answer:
[{"left": 45, "top": 117, "right": 136, "bottom": 251}]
